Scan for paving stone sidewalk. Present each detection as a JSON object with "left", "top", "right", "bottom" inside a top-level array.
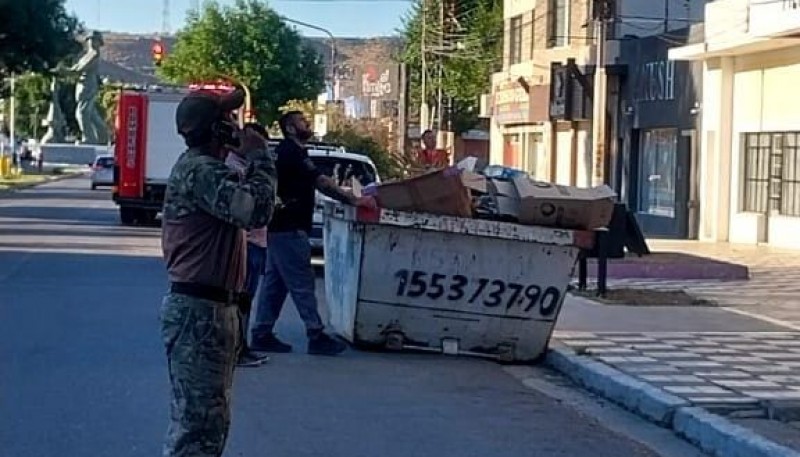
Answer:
[
  {"left": 581, "top": 240, "right": 800, "bottom": 328},
  {"left": 557, "top": 331, "right": 800, "bottom": 407}
]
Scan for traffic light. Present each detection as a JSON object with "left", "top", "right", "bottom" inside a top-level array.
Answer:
[{"left": 152, "top": 40, "right": 165, "bottom": 67}]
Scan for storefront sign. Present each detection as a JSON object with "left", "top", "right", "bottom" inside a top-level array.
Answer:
[
  {"left": 493, "top": 81, "right": 530, "bottom": 125},
  {"left": 549, "top": 63, "right": 571, "bottom": 120},
  {"left": 634, "top": 60, "right": 675, "bottom": 102},
  {"left": 359, "top": 64, "right": 398, "bottom": 100},
  {"left": 549, "top": 60, "right": 590, "bottom": 121}
]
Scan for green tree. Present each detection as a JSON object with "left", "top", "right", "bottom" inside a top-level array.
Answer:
[
  {"left": 0, "top": 0, "right": 83, "bottom": 79},
  {"left": 324, "top": 122, "right": 403, "bottom": 180},
  {"left": 3, "top": 74, "right": 50, "bottom": 140},
  {"left": 159, "top": 0, "right": 325, "bottom": 125},
  {"left": 399, "top": 0, "right": 502, "bottom": 134}
]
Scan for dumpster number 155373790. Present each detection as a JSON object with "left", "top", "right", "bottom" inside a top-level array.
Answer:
[{"left": 393, "top": 269, "right": 561, "bottom": 316}]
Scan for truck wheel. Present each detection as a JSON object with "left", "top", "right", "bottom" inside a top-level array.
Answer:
[{"left": 119, "top": 207, "right": 136, "bottom": 225}]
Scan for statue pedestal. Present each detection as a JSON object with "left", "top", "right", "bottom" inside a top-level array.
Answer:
[{"left": 36, "top": 143, "right": 111, "bottom": 168}]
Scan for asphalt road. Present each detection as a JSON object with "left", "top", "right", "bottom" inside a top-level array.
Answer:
[{"left": 0, "top": 177, "right": 681, "bottom": 457}]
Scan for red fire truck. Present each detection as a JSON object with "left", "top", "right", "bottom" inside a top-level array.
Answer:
[{"left": 112, "top": 83, "right": 251, "bottom": 225}]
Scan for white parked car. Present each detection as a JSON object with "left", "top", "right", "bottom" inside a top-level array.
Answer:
[
  {"left": 308, "top": 143, "right": 380, "bottom": 252},
  {"left": 90, "top": 155, "right": 115, "bottom": 190}
]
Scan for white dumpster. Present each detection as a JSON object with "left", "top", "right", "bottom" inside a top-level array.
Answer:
[{"left": 322, "top": 202, "right": 593, "bottom": 362}]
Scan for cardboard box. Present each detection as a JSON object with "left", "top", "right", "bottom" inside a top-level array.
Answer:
[
  {"left": 513, "top": 177, "right": 617, "bottom": 230},
  {"left": 487, "top": 178, "right": 520, "bottom": 220},
  {"left": 375, "top": 168, "right": 476, "bottom": 217}
]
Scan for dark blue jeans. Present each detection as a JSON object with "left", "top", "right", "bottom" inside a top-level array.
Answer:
[
  {"left": 252, "top": 230, "right": 324, "bottom": 338},
  {"left": 239, "top": 242, "right": 266, "bottom": 354}
]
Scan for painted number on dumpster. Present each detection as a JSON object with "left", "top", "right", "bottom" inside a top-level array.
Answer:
[{"left": 393, "top": 269, "right": 561, "bottom": 316}]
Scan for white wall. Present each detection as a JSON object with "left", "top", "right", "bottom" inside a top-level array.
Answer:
[{"left": 728, "top": 47, "right": 800, "bottom": 248}]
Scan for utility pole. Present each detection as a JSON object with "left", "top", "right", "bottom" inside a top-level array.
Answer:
[
  {"left": 436, "top": 0, "right": 444, "bottom": 132},
  {"left": 591, "top": 0, "right": 612, "bottom": 186},
  {"left": 420, "top": 0, "right": 429, "bottom": 131},
  {"left": 398, "top": 63, "right": 408, "bottom": 154}
]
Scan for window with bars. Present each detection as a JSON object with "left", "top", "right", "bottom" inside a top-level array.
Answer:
[
  {"left": 508, "top": 15, "right": 524, "bottom": 65},
  {"left": 741, "top": 132, "right": 800, "bottom": 217}
]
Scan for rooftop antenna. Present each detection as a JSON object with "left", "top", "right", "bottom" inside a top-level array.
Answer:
[{"left": 162, "top": 0, "right": 171, "bottom": 36}]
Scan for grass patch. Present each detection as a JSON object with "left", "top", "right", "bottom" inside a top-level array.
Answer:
[
  {"left": 571, "top": 287, "right": 717, "bottom": 307},
  {"left": 0, "top": 173, "right": 50, "bottom": 190}
]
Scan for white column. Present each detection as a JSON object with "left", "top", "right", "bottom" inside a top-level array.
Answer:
[{"left": 716, "top": 56, "right": 735, "bottom": 242}]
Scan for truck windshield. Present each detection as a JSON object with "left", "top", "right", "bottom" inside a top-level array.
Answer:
[{"left": 311, "top": 157, "right": 378, "bottom": 187}]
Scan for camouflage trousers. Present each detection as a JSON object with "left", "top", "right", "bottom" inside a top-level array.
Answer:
[{"left": 160, "top": 293, "right": 240, "bottom": 457}]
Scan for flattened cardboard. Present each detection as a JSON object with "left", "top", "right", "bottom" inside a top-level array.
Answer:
[
  {"left": 375, "top": 168, "right": 473, "bottom": 217},
  {"left": 461, "top": 171, "right": 488, "bottom": 193},
  {"left": 513, "top": 177, "right": 617, "bottom": 230}
]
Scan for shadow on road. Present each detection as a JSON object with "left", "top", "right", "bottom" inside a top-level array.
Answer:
[
  {"left": 0, "top": 227, "right": 160, "bottom": 239},
  {"left": 0, "top": 205, "right": 119, "bottom": 225},
  {"left": 0, "top": 240, "right": 158, "bottom": 253}
]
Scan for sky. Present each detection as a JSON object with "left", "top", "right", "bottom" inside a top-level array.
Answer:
[{"left": 65, "top": 0, "right": 413, "bottom": 37}]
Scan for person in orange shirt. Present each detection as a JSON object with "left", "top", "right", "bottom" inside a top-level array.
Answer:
[{"left": 416, "top": 129, "right": 449, "bottom": 171}]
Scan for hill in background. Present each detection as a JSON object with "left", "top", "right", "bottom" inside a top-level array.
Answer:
[{"left": 98, "top": 31, "right": 403, "bottom": 93}]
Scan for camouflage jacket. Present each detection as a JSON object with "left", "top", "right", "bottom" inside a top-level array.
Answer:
[{"left": 161, "top": 146, "right": 277, "bottom": 291}]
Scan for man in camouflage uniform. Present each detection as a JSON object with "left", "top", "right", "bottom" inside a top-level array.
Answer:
[{"left": 160, "top": 85, "right": 276, "bottom": 457}]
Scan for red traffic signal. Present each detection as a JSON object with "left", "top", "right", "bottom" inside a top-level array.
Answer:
[{"left": 152, "top": 41, "right": 165, "bottom": 66}]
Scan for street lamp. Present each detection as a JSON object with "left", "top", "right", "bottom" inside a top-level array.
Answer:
[{"left": 280, "top": 15, "right": 339, "bottom": 101}]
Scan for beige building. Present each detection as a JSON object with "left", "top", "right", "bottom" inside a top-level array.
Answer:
[
  {"left": 486, "top": 0, "right": 707, "bottom": 188},
  {"left": 670, "top": 0, "right": 800, "bottom": 249},
  {"left": 487, "top": 0, "right": 596, "bottom": 186}
]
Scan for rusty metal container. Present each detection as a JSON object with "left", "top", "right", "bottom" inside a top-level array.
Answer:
[{"left": 322, "top": 203, "right": 593, "bottom": 362}]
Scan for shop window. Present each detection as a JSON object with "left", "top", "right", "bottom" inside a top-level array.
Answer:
[
  {"left": 508, "top": 15, "right": 524, "bottom": 65},
  {"left": 742, "top": 132, "right": 800, "bottom": 217},
  {"left": 547, "top": 0, "right": 568, "bottom": 48},
  {"left": 638, "top": 129, "right": 677, "bottom": 218}
]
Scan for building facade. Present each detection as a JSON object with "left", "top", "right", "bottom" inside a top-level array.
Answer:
[
  {"left": 486, "top": 0, "right": 707, "bottom": 188},
  {"left": 671, "top": 0, "right": 800, "bottom": 249},
  {"left": 617, "top": 28, "right": 703, "bottom": 239},
  {"left": 487, "top": 0, "right": 596, "bottom": 185}
]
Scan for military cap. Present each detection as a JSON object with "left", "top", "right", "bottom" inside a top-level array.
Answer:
[{"left": 175, "top": 86, "right": 246, "bottom": 139}]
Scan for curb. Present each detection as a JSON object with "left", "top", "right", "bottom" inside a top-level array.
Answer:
[{"left": 546, "top": 345, "right": 800, "bottom": 457}]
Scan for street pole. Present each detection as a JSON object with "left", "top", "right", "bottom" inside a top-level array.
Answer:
[
  {"left": 591, "top": 4, "right": 609, "bottom": 186},
  {"left": 280, "top": 16, "right": 338, "bottom": 100},
  {"left": 420, "top": 0, "right": 429, "bottom": 131},
  {"left": 397, "top": 63, "right": 408, "bottom": 154},
  {"left": 436, "top": 0, "right": 444, "bottom": 132},
  {"left": 9, "top": 75, "right": 16, "bottom": 161}
]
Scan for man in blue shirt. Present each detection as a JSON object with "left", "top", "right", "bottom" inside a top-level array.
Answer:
[{"left": 251, "top": 110, "right": 375, "bottom": 356}]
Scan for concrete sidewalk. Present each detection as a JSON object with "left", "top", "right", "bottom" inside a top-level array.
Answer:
[{"left": 552, "top": 295, "right": 800, "bottom": 456}]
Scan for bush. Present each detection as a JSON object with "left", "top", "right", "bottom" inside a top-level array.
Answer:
[{"left": 324, "top": 120, "right": 404, "bottom": 180}]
